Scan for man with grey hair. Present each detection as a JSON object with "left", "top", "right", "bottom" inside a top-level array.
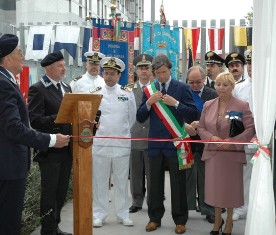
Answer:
[
  {"left": 137, "top": 54, "right": 198, "bottom": 234},
  {"left": 185, "top": 66, "right": 217, "bottom": 224}
]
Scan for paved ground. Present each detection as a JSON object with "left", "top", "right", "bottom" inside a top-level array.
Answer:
[{"left": 31, "top": 172, "right": 246, "bottom": 235}]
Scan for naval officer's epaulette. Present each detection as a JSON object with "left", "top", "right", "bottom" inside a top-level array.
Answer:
[
  {"left": 72, "top": 75, "right": 82, "bottom": 82},
  {"left": 121, "top": 85, "right": 133, "bottom": 92},
  {"left": 89, "top": 86, "right": 102, "bottom": 93}
]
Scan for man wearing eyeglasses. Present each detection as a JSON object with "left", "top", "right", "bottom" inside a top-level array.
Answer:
[{"left": 185, "top": 66, "right": 218, "bottom": 224}]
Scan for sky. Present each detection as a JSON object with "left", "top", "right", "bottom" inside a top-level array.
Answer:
[{"left": 144, "top": 0, "right": 253, "bottom": 23}]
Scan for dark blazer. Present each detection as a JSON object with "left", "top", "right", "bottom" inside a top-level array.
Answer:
[
  {"left": 131, "top": 82, "right": 150, "bottom": 150},
  {"left": 190, "top": 86, "right": 218, "bottom": 153},
  {"left": 0, "top": 67, "right": 50, "bottom": 180},
  {"left": 136, "top": 79, "right": 198, "bottom": 157},
  {"left": 28, "top": 75, "right": 72, "bottom": 162}
]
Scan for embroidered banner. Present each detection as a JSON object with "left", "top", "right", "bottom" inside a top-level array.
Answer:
[
  {"left": 92, "top": 18, "right": 134, "bottom": 85},
  {"left": 142, "top": 22, "right": 180, "bottom": 79}
]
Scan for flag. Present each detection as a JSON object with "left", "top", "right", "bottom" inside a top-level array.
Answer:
[
  {"left": 234, "top": 26, "right": 252, "bottom": 55},
  {"left": 142, "top": 22, "right": 180, "bottom": 79},
  {"left": 25, "top": 25, "right": 53, "bottom": 60},
  {"left": 82, "top": 27, "right": 92, "bottom": 62},
  {"left": 134, "top": 26, "right": 140, "bottom": 58},
  {"left": 188, "top": 47, "right": 193, "bottom": 69},
  {"left": 160, "top": 2, "right": 166, "bottom": 24},
  {"left": 183, "top": 28, "right": 200, "bottom": 64},
  {"left": 54, "top": 25, "right": 80, "bottom": 58},
  {"left": 208, "top": 28, "right": 225, "bottom": 54}
]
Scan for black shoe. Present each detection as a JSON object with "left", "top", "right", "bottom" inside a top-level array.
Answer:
[
  {"left": 210, "top": 219, "right": 224, "bottom": 235},
  {"left": 57, "top": 227, "right": 73, "bottom": 235},
  {"left": 129, "top": 205, "right": 142, "bottom": 213},
  {"left": 206, "top": 215, "right": 215, "bottom": 224}
]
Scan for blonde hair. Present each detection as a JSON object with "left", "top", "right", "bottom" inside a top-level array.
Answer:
[{"left": 215, "top": 72, "right": 236, "bottom": 86}]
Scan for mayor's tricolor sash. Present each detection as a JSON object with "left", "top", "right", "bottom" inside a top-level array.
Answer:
[{"left": 144, "top": 83, "right": 193, "bottom": 170}]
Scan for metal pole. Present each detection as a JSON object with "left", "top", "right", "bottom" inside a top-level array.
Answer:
[{"left": 151, "top": 0, "right": 155, "bottom": 23}]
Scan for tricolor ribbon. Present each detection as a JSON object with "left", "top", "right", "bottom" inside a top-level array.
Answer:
[
  {"left": 250, "top": 137, "right": 270, "bottom": 164},
  {"left": 144, "top": 83, "right": 193, "bottom": 170}
]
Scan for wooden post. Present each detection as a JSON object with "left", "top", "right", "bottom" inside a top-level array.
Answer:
[{"left": 55, "top": 94, "right": 102, "bottom": 235}]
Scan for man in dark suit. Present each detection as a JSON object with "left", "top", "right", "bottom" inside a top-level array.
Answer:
[
  {"left": 185, "top": 66, "right": 218, "bottom": 224},
  {"left": 28, "top": 51, "right": 73, "bottom": 235},
  {"left": 205, "top": 51, "right": 225, "bottom": 89},
  {"left": 129, "top": 54, "right": 153, "bottom": 213},
  {"left": 0, "top": 34, "right": 70, "bottom": 235},
  {"left": 137, "top": 54, "right": 198, "bottom": 234}
]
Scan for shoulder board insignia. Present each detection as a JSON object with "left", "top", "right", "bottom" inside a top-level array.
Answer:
[
  {"left": 89, "top": 86, "right": 102, "bottom": 93},
  {"left": 121, "top": 85, "right": 133, "bottom": 92},
  {"left": 73, "top": 75, "right": 82, "bottom": 81},
  {"left": 125, "top": 83, "right": 135, "bottom": 89}
]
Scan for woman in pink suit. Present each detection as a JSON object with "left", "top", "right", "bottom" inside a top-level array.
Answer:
[{"left": 197, "top": 72, "right": 255, "bottom": 235}]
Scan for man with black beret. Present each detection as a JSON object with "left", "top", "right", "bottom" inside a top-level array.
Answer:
[
  {"left": 0, "top": 35, "right": 70, "bottom": 235},
  {"left": 129, "top": 53, "right": 153, "bottom": 213},
  {"left": 225, "top": 52, "right": 245, "bottom": 83},
  {"left": 28, "top": 51, "right": 73, "bottom": 235},
  {"left": 204, "top": 51, "right": 225, "bottom": 89}
]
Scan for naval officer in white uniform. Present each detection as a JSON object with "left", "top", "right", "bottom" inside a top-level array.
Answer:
[
  {"left": 92, "top": 57, "right": 136, "bottom": 228},
  {"left": 72, "top": 51, "right": 105, "bottom": 93}
]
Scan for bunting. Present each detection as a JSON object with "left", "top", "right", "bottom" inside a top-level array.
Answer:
[
  {"left": 142, "top": 22, "right": 180, "bottom": 79},
  {"left": 53, "top": 25, "right": 80, "bottom": 58},
  {"left": 208, "top": 27, "right": 225, "bottom": 54},
  {"left": 25, "top": 25, "right": 53, "bottom": 60},
  {"left": 234, "top": 26, "right": 252, "bottom": 55},
  {"left": 183, "top": 28, "right": 201, "bottom": 64}
]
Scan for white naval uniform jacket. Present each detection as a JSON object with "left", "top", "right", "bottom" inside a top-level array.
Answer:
[
  {"left": 72, "top": 72, "right": 105, "bottom": 93},
  {"left": 92, "top": 83, "right": 136, "bottom": 157}
]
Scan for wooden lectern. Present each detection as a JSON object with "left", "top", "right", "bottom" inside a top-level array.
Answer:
[{"left": 55, "top": 93, "right": 102, "bottom": 235}]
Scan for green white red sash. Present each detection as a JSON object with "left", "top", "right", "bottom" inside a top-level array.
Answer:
[{"left": 144, "top": 82, "right": 193, "bottom": 170}]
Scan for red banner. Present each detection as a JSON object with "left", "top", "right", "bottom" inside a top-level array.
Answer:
[{"left": 15, "top": 65, "right": 29, "bottom": 104}]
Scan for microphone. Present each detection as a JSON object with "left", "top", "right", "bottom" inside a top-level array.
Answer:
[{"left": 93, "top": 110, "right": 101, "bottom": 136}]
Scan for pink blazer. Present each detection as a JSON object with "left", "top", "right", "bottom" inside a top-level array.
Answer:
[{"left": 197, "top": 96, "right": 255, "bottom": 163}]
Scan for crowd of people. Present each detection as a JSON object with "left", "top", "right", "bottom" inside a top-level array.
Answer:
[{"left": 0, "top": 33, "right": 255, "bottom": 235}]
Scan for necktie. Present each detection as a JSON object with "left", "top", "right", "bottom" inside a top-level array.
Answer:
[
  {"left": 210, "top": 81, "right": 215, "bottom": 89},
  {"left": 142, "top": 85, "right": 146, "bottom": 92},
  {"left": 161, "top": 83, "right": 166, "bottom": 95},
  {"left": 57, "top": 83, "right": 63, "bottom": 97}
]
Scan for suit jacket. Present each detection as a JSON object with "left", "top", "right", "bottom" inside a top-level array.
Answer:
[
  {"left": 131, "top": 82, "right": 150, "bottom": 150},
  {"left": 136, "top": 79, "right": 198, "bottom": 157},
  {"left": 190, "top": 86, "right": 218, "bottom": 153},
  {"left": 197, "top": 96, "right": 255, "bottom": 163},
  {"left": 0, "top": 67, "right": 50, "bottom": 180},
  {"left": 28, "top": 75, "right": 72, "bottom": 162}
]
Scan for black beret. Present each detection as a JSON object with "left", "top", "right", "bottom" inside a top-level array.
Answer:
[
  {"left": 225, "top": 52, "right": 245, "bottom": 68},
  {"left": 133, "top": 53, "right": 153, "bottom": 67},
  {"left": 0, "top": 34, "right": 19, "bottom": 58},
  {"left": 41, "top": 51, "right": 64, "bottom": 67},
  {"left": 205, "top": 51, "right": 225, "bottom": 65}
]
